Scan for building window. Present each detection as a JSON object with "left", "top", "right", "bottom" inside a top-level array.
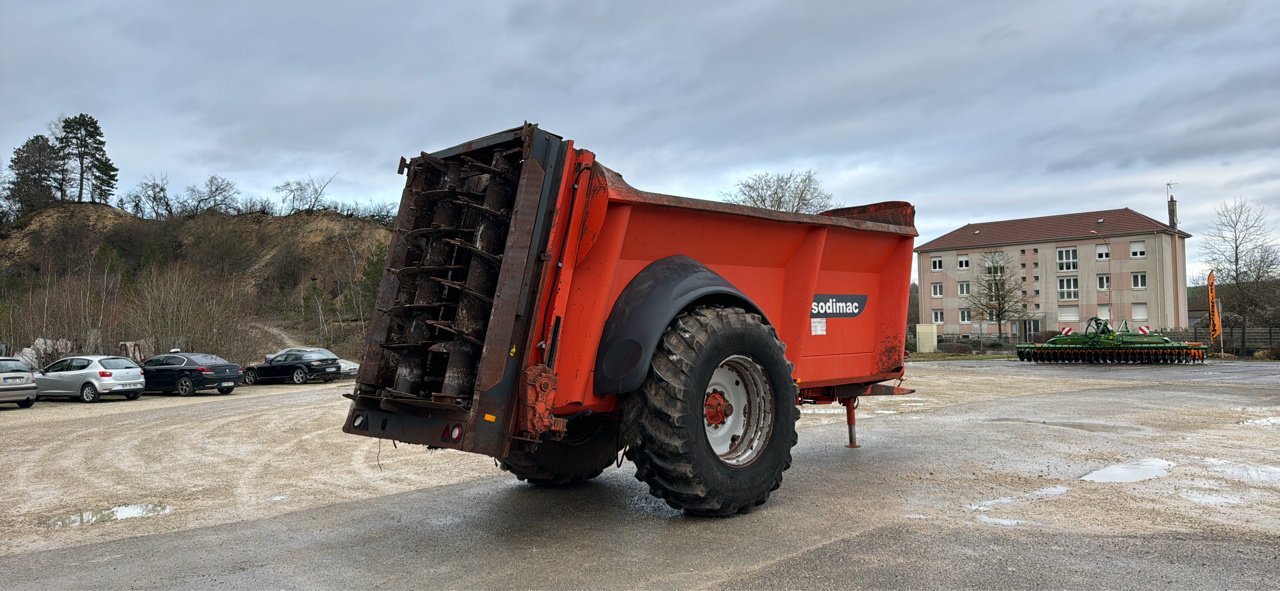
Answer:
[
  {"left": 1096, "top": 244, "right": 1110, "bottom": 260},
  {"left": 1130, "top": 241, "right": 1146, "bottom": 258},
  {"left": 1133, "top": 303, "right": 1148, "bottom": 321},
  {"left": 931, "top": 283, "right": 944, "bottom": 298},
  {"left": 1035, "top": 303, "right": 1041, "bottom": 309},
  {"left": 1098, "top": 305, "right": 1111, "bottom": 320},
  {"left": 1020, "top": 249, "right": 1025, "bottom": 255},
  {"left": 958, "top": 281, "right": 970, "bottom": 296},
  {"left": 932, "top": 309, "right": 944, "bottom": 324},
  {"left": 1059, "top": 306, "right": 1080, "bottom": 322},
  {"left": 1033, "top": 262, "right": 1039, "bottom": 268},
  {"left": 1033, "top": 275, "right": 1039, "bottom": 282},
  {"left": 1034, "top": 289, "right": 1040, "bottom": 296},
  {"left": 959, "top": 308, "right": 971, "bottom": 323},
  {"left": 1097, "top": 274, "right": 1110, "bottom": 290},
  {"left": 1132, "top": 272, "right": 1147, "bottom": 289},
  {"left": 1057, "top": 247, "right": 1078, "bottom": 272},
  {"left": 931, "top": 257, "right": 943, "bottom": 271},
  {"left": 957, "top": 255, "right": 969, "bottom": 269},
  {"left": 1021, "top": 290, "right": 1027, "bottom": 296},
  {"left": 1020, "top": 263, "right": 1026, "bottom": 269},
  {"left": 1033, "top": 248, "right": 1038, "bottom": 254},
  {"left": 1058, "top": 277, "right": 1079, "bottom": 300}
]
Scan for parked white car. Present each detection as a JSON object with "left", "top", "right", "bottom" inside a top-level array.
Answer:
[
  {"left": 36, "top": 356, "right": 145, "bottom": 403},
  {"left": 0, "top": 357, "right": 38, "bottom": 408}
]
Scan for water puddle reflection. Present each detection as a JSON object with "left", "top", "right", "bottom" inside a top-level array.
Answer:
[
  {"left": 47, "top": 503, "right": 172, "bottom": 528},
  {"left": 1080, "top": 458, "right": 1172, "bottom": 483}
]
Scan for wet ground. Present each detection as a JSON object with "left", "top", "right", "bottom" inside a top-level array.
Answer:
[{"left": 1, "top": 361, "right": 1277, "bottom": 589}]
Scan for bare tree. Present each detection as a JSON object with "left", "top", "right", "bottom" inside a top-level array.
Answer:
[
  {"left": 182, "top": 175, "right": 239, "bottom": 215},
  {"left": 119, "top": 174, "right": 176, "bottom": 219},
  {"left": 725, "top": 169, "right": 833, "bottom": 214},
  {"left": 274, "top": 174, "right": 336, "bottom": 213},
  {"left": 965, "top": 251, "right": 1030, "bottom": 342},
  {"left": 1203, "top": 197, "right": 1279, "bottom": 325}
]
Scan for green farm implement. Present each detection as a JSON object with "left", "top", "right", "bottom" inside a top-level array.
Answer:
[{"left": 1016, "top": 318, "right": 1207, "bottom": 364}]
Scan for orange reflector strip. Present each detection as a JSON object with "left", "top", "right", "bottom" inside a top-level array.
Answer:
[{"left": 483, "top": 414, "right": 497, "bottom": 423}]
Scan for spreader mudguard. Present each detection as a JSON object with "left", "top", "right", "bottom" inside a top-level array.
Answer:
[{"left": 593, "top": 255, "right": 765, "bottom": 394}]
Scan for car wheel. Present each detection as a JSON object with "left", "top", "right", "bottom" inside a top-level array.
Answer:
[
  {"left": 291, "top": 368, "right": 307, "bottom": 385},
  {"left": 17, "top": 399, "right": 36, "bottom": 408},
  {"left": 244, "top": 369, "right": 258, "bottom": 385},
  {"left": 125, "top": 392, "right": 141, "bottom": 401},
  {"left": 80, "top": 383, "right": 101, "bottom": 403},
  {"left": 217, "top": 387, "right": 235, "bottom": 395},
  {"left": 177, "top": 377, "right": 196, "bottom": 397}
]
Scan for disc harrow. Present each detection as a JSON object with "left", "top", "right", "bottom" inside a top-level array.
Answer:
[{"left": 1016, "top": 317, "right": 1207, "bottom": 365}]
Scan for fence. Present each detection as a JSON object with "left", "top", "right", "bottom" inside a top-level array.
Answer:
[{"left": 1160, "top": 327, "right": 1279, "bottom": 356}]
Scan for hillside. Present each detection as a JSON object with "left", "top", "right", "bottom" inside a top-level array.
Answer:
[{"left": 0, "top": 203, "right": 393, "bottom": 364}]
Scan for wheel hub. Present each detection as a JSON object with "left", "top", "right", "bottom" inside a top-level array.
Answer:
[{"left": 704, "top": 390, "right": 734, "bottom": 427}]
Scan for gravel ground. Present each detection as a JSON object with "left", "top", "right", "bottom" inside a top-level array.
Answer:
[{"left": 1, "top": 360, "right": 1277, "bottom": 589}]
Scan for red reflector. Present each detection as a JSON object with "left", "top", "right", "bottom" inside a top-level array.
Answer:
[
  {"left": 98, "top": 371, "right": 113, "bottom": 377},
  {"left": 450, "top": 424, "right": 463, "bottom": 442}
]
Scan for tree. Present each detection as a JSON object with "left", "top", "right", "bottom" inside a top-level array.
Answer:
[
  {"left": 725, "top": 169, "right": 833, "bottom": 214},
  {"left": 274, "top": 174, "right": 336, "bottom": 213},
  {"left": 4, "top": 135, "right": 61, "bottom": 215},
  {"left": 57, "top": 114, "right": 118, "bottom": 203},
  {"left": 965, "top": 251, "right": 1030, "bottom": 342},
  {"left": 182, "top": 175, "right": 239, "bottom": 215},
  {"left": 119, "top": 174, "right": 176, "bottom": 219},
  {"left": 1203, "top": 197, "right": 1279, "bottom": 326}
]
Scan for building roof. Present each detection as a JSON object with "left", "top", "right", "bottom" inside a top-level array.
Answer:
[{"left": 915, "top": 207, "right": 1191, "bottom": 253}]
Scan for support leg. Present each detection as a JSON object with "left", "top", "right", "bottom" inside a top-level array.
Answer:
[{"left": 843, "top": 397, "right": 859, "bottom": 448}]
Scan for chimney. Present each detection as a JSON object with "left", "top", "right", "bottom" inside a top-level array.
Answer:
[{"left": 1167, "top": 194, "right": 1178, "bottom": 229}]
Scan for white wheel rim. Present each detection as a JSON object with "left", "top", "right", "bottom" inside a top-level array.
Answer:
[{"left": 703, "top": 355, "right": 774, "bottom": 467}]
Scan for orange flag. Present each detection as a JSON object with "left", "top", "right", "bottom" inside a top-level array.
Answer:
[{"left": 1207, "top": 271, "right": 1221, "bottom": 341}]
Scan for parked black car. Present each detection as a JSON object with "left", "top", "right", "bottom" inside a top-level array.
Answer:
[
  {"left": 243, "top": 351, "right": 341, "bottom": 385},
  {"left": 141, "top": 353, "right": 242, "bottom": 396}
]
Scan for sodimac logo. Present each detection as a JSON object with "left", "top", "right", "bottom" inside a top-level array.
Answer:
[{"left": 810, "top": 294, "right": 869, "bottom": 318}]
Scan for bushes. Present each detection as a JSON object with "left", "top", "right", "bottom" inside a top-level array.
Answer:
[
  {"left": 937, "top": 342, "right": 974, "bottom": 354},
  {"left": 905, "top": 340, "right": 917, "bottom": 353}
]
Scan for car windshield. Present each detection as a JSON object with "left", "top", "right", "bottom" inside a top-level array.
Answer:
[
  {"left": 99, "top": 358, "right": 140, "bottom": 369},
  {"left": 0, "top": 360, "right": 31, "bottom": 372},
  {"left": 187, "top": 353, "right": 230, "bottom": 365},
  {"left": 301, "top": 352, "right": 335, "bottom": 361}
]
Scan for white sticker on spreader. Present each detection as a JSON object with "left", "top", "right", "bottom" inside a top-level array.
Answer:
[{"left": 811, "top": 318, "right": 827, "bottom": 336}]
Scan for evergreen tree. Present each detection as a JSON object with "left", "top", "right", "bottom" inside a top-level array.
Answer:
[
  {"left": 4, "top": 134, "right": 62, "bottom": 215},
  {"left": 58, "top": 113, "right": 117, "bottom": 203}
]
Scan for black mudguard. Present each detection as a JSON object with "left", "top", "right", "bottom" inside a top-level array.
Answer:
[{"left": 593, "top": 255, "right": 765, "bottom": 394}]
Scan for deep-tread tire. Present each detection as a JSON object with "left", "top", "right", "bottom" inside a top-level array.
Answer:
[
  {"left": 500, "top": 414, "right": 621, "bottom": 486},
  {"left": 176, "top": 377, "right": 196, "bottom": 397},
  {"left": 291, "top": 368, "right": 308, "bottom": 385},
  {"left": 125, "top": 392, "right": 141, "bottom": 401},
  {"left": 244, "top": 370, "right": 258, "bottom": 385},
  {"left": 80, "top": 384, "right": 101, "bottom": 403},
  {"left": 17, "top": 399, "right": 35, "bottom": 408},
  {"left": 216, "top": 387, "right": 235, "bottom": 395},
  {"left": 622, "top": 306, "right": 799, "bottom": 517}
]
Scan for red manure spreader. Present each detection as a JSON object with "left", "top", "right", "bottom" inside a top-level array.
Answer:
[{"left": 344, "top": 125, "right": 916, "bottom": 515}]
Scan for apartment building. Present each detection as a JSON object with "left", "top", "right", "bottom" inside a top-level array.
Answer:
[{"left": 915, "top": 199, "right": 1190, "bottom": 340}]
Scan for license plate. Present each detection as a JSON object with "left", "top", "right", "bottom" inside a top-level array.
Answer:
[
  {"left": 326, "top": 367, "right": 336, "bottom": 372},
  {"left": 3, "top": 377, "right": 21, "bottom": 384},
  {"left": 221, "top": 382, "right": 234, "bottom": 387}
]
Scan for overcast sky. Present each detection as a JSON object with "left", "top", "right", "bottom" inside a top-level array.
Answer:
[{"left": 2, "top": 1, "right": 1277, "bottom": 277}]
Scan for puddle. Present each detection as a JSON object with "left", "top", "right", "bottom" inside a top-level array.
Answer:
[
  {"left": 873, "top": 410, "right": 898, "bottom": 414},
  {"left": 271, "top": 495, "right": 287, "bottom": 502},
  {"left": 47, "top": 503, "right": 172, "bottom": 528},
  {"left": 977, "top": 516, "right": 1029, "bottom": 527},
  {"left": 903, "top": 403, "right": 926, "bottom": 407},
  {"left": 1241, "top": 417, "right": 1280, "bottom": 426},
  {"left": 969, "top": 485, "right": 1070, "bottom": 511},
  {"left": 1181, "top": 491, "right": 1243, "bottom": 506},
  {"left": 1204, "top": 459, "right": 1280, "bottom": 484},
  {"left": 1080, "top": 458, "right": 1173, "bottom": 483},
  {"left": 989, "top": 418, "right": 1130, "bottom": 433}
]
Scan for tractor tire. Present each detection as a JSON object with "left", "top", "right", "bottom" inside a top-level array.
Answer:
[
  {"left": 622, "top": 306, "right": 798, "bottom": 517},
  {"left": 501, "top": 414, "right": 620, "bottom": 486}
]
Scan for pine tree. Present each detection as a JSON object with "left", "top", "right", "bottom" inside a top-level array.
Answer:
[
  {"left": 58, "top": 114, "right": 116, "bottom": 203},
  {"left": 4, "top": 134, "right": 62, "bottom": 215}
]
